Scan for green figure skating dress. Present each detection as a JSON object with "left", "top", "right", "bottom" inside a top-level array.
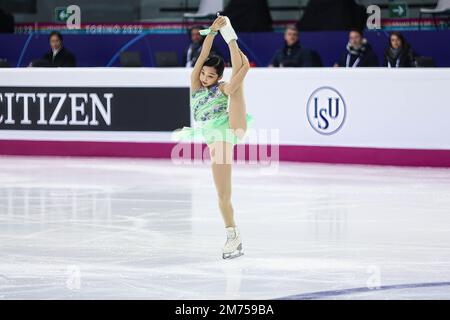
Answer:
[{"left": 171, "top": 81, "right": 253, "bottom": 146}]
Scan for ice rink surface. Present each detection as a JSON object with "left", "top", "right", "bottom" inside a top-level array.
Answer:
[{"left": 0, "top": 155, "right": 449, "bottom": 299}]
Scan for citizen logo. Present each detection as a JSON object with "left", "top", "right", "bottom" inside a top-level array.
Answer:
[{"left": 0, "top": 92, "right": 113, "bottom": 126}]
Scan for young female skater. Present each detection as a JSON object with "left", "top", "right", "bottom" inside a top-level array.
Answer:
[{"left": 172, "top": 14, "right": 253, "bottom": 259}]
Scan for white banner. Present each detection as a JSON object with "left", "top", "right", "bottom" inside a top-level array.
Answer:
[{"left": 1, "top": 68, "right": 449, "bottom": 150}]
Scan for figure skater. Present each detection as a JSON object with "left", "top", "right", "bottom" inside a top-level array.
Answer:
[{"left": 172, "top": 14, "right": 253, "bottom": 259}]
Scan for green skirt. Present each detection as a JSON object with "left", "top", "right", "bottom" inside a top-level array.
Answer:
[{"left": 171, "top": 113, "right": 254, "bottom": 146}]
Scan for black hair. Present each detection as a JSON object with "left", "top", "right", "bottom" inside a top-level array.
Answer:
[
  {"left": 349, "top": 29, "right": 364, "bottom": 37},
  {"left": 389, "top": 31, "right": 406, "bottom": 48},
  {"left": 49, "top": 31, "right": 63, "bottom": 42},
  {"left": 202, "top": 54, "right": 225, "bottom": 77}
]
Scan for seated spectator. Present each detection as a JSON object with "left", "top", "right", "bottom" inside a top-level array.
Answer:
[
  {"left": 334, "top": 29, "right": 378, "bottom": 67},
  {"left": 310, "top": 50, "right": 323, "bottom": 67},
  {"left": 183, "top": 26, "right": 220, "bottom": 68},
  {"left": 36, "top": 31, "right": 76, "bottom": 67},
  {"left": 384, "top": 32, "right": 416, "bottom": 68},
  {"left": 269, "top": 26, "right": 316, "bottom": 67}
]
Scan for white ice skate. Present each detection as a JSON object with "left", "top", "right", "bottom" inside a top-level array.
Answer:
[
  {"left": 219, "top": 16, "right": 238, "bottom": 44},
  {"left": 222, "top": 226, "right": 244, "bottom": 259}
]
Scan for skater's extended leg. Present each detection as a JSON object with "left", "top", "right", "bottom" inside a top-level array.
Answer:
[
  {"left": 221, "top": 18, "right": 248, "bottom": 139},
  {"left": 228, "top": 50, "right": 249, "bottom": 138},
  {"left": 229, "top": 40, "right": 243, "bottom": 79},
  {"left": 228, "top": 81, "right": 247, "bottom": 138}
]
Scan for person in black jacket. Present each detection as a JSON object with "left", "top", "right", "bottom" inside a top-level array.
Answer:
[
  {"left": 384, "top": 32, "right": 416, "bottom": 68},
  {"left": 39, "top": 31, "right": 76, "bottom": 67},
  {"left": 269, "top": 26, "right": 315, "bottom": 67},
  {"left": 335, "top": 29, "right": 378, "bottom": 67}
]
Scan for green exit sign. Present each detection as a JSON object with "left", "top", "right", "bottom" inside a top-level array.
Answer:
[
  {"left": 54, "top": 7, "right": 69, "bottom": 23},
  {"left": 389, "top": 2, "right": 408, "bottom": 18}
]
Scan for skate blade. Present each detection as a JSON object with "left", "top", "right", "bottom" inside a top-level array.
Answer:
[{"left": 222, "top": 250, "right": 244, "bottom": 260}]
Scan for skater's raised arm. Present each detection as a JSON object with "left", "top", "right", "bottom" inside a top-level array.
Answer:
[
  {"left": 222, "top": 51, "right": 250, "bottom": 96},
  {"left": 190, "top": 16, "right": 226, "bottom": 89}
]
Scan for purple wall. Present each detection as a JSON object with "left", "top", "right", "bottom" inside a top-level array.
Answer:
[{"left": 1, "top": 30, "right": 449, "bottom": 68}]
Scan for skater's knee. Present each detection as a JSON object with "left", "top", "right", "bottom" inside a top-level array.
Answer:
[
  {"left": 211, "top": 149, "right": 233, "bottom": 164},
  {"left": 217, "top": 191, "right": 231, "bottom": 205},
  {"left": 210, "top": 141, "right": 233, "bottom": 164}
]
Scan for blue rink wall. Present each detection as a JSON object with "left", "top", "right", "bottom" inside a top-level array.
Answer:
[{"left": 1, "top": 30, "right": 450, "bottom": 67}]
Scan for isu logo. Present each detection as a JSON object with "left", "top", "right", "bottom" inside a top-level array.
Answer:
[
  {"left": 306, "top": 87, "right": 346, "bottom": 135},
  {"left": 0, "top": 92, "right": 113, "bottom": 127}
]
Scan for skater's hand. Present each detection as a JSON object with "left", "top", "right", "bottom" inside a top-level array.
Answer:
[{"left": 210, "top": 16, "right": 227, "bottom": 32}]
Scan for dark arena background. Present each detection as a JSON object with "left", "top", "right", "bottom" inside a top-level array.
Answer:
[{"left": 1, "top": 0, "right": 450, "bottom": 311}]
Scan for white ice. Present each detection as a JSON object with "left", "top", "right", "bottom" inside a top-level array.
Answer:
[{"left": 0, "top": 155, "right": 450, "bottom": 299}]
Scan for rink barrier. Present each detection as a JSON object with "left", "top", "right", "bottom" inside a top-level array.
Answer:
[
  {"left": 1, "top": 68, "right": 450, "bottom": 167},
  {"left": 0, "top": 140, "right": 449, "bottom": 168}
]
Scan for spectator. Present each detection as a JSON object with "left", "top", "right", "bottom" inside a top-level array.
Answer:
[
  {"left": 269, "top": 26, "right": 316, "bottom": 67},
  {"left": 384, "top": 32, "right": 416, "bottom": 68},
  {"left": 310, "top": 50, "right": 323, "bottom": 67},
  {"left": 335, "top": 29, "right": 378, "bottom": 67},
  {"left": 38, "top": 31, "right": 76, "bottom": 67},
  {"left": 183, "top": 26, "right": 220, "bottom": 68}
]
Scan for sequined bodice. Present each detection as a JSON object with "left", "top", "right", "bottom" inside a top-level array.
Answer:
[{"left": 190, "top": 81, "right": 228, "bottom": 121}]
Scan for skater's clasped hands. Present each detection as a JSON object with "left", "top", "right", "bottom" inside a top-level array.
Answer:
[{"left": 210, "top": 15, "right": 227, "bottom": 32}]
